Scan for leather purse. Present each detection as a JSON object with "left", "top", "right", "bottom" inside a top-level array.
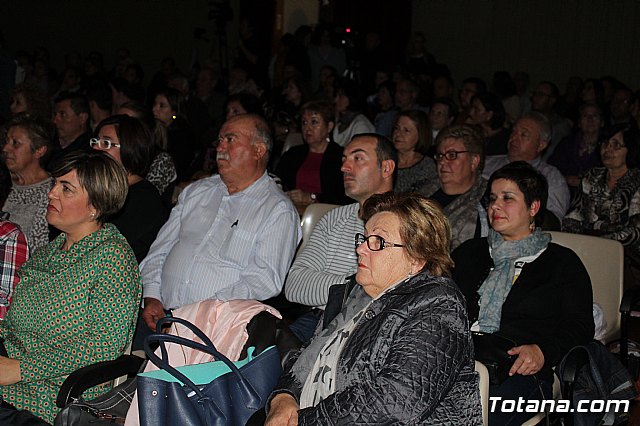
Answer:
[
  {"left": 54, "top": 377, "right": 137, "bottom": 426},
  {"left": 137, "top": 316, "right": 282, "bottom": 426},
  {"left": 472, "top": 331, "right": 518, "bottom": 385}
]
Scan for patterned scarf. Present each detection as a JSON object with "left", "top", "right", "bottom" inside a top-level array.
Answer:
[{"left": 477, "top": 228, "right": 551, "bottom": 332}]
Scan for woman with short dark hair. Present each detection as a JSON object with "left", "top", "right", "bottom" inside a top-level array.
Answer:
[
  {"left": 93, "top": 115, "right": 168, "bottom": 261},
  {"left": 467, "top": 92, "right": 510, "bottom": 155},
  {"left": 453, "top": 161, "right": 594, "bottom": 425},
  {"left": 332, "top": 77, "right": 375, "bottom": 146},
  {"left": 0, "top": 151, "right": 142, "bottom": 423}
]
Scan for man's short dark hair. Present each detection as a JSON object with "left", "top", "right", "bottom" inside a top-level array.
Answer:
[
  {"left": 54, "top": 91, "right": 89, "bottom": 116},
  {"left": 350, "top": 132, "right": 398, "bottom": 185},
  {"left": 85, "top": 81, "right": 113, "bottom": 112}
]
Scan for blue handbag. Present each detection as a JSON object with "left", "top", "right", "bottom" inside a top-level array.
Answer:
[{"left": 137, "top": 316, "right": 282, "bottom": 426}]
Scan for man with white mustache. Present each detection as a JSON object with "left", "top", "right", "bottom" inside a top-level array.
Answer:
[
  {"left": 284, "top": 133, "right": 397, "bottom": 344},
  {"left": 139, "top": 114, "right": 301, "bottom": 332}
]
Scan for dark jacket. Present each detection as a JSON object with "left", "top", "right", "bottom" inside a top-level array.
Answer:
[
  {"left": 274, "top": 272, "right": 482, "bottom": 425},
  {"left": 452, "top": 238, "right": 595, "bottom": 382},
  {"left": 275, "top": 142, "right": 352, "bottom": 205}
]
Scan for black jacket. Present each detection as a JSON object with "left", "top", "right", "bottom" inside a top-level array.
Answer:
[
  {"left": 275, "top": 142, "right": 352, "bottom": 205},
  {"left": 452, "top": 238, "right": 595, "bottom": 382},
  {"left": 274, "top": 272, "right": 482, "bottom": 425}
]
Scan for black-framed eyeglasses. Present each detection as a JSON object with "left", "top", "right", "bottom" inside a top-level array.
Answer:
[
  {"left": 90, "top": 138, "right": 120, "bottom": 150},
  {"left": 433, "top": 150, "right": 469, "bottom": 162},
  {"left": 355, "top": 233, "right": 404, "bottom": 251}
]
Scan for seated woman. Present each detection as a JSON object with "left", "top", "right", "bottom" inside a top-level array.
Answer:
[
  {"left": 275, "top": 100, "right": 350, "bottom": 214},
  {"left": 332, "top": 77, "right": 374, "bottom": 146},
  {"left": 549, "top": 102, "right": 604, "bottom": 191},
  {"left": 92, "top": 115, "right": 169, "bottom": 262},
  {"left": 419, "top": 125, "right": 488, "bottom": 250},
  {"left": 2, "top": 113, "right": 54, "bottom": 251},
  {"left": 0, "top": 151, "right": 142, "bottom": 423},
  {"left": 152, "top": 88, "right": 197, "bottom": 184},
  {"left": 392, "top": 109, "right": 437, "bottom": 193},
  {"left": 466, "top": 92, "right": 510, "bottom": 156},
  {"left": 453, "top": 162, "right": 594, "bottom": 426},
  {"left": 117, "top": 101, "right": 178, "bottom": 199},
  {"left": 563, "top": 123, "right": 640, "bottom": 287},
  {"left": 266, "top": 192, "right": 481, "bottom": 425}
]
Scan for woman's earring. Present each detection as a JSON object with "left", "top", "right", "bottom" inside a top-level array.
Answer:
[{"left": 326, "top": 136, "right": 330, "bottom": 143}]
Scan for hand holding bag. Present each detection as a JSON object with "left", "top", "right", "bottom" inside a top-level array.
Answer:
[
  {"left": 472, "top": 331, "right": 517, "bottom": 385},
  {"left": 137, "top": 316, "right": 282, "bottom": 426}
]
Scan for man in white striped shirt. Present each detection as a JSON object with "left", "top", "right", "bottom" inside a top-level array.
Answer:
[
  {"left": 284, "top": 133, "right": 397, "bottom": 343},
  {"left": 140, "top": 114, "right": 301, "bottom": 332}
]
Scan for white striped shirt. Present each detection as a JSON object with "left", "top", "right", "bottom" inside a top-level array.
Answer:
[
  {"left": 141, "top": 172, "right": 301, "bottom": 309},
  {"left": 285, "top": 203, "right": 363, "bottom": 307}
]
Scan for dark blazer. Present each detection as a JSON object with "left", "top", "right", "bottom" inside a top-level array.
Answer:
[
  {"left": 452, "top": 238, "right": 595, "bottom": 382},
  {"left": 275, "top": 142, "right": 352, "bottom": 205}
]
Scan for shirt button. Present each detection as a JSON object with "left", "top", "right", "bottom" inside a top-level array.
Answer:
[{"left": 364, "top": 310, "right": 375, "bottom": 320}]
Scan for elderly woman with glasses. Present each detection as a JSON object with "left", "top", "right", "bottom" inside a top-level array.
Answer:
[
  {"left": 419, "top": 124, "right": 488, "bottom": 250},
  {"left": 92, "top": 115, "right": 168, "bottom": 262},
  {"left": 266, "top": 192, "right": 481, "bottom": 425},
  {"left": 0, "top": 151, "right": 141, "bottom": 423},
  {"left": 563, "top": 123, "right": 640, "bottom": 286}
]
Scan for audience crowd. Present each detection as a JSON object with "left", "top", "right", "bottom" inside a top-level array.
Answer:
[{"left": 0, "top": 20, "right": 638, "bottom": 424}]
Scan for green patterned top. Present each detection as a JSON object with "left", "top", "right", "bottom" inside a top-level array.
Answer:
[{"left": 0, "top": 223, "right": 142, "bottom": 423}]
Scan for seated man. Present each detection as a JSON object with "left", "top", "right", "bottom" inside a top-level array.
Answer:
[
  {"left": 483, "top": 112, "right": 570, "bottom": 224},
  {"left": 285, "top": 133, "right": 397, "bottom": 343},
  {"left": 140, "top": 114, "right": 301, "bottom": 331}
]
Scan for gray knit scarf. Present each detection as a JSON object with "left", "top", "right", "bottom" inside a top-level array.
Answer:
[{"left": 477, "top": 228, "right": 551, "bottom": 332}]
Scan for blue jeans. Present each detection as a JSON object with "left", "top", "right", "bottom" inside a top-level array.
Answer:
[
  {"left": 488, "top": 374, "right": 553, "bottom": 425},
  {"left": 287, "top": 310, "right": 323, "bottom": 346}
]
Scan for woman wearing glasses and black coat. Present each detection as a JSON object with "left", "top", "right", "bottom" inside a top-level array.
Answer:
[
  {"left": 266, "top": 193, "right": 482, "bottom": 426},
  {"left": 92, "top": 115, "right": 168, "bottom": 262},
  {"left": 418, "top": 124, "right": 489, "bottom": 250}
]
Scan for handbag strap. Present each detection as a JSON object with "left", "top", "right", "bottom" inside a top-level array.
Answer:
[{"left": 143, "top": 317, "right": 260, "bottom": 400}]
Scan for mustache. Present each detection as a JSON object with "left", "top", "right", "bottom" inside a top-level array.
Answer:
[{"left": 216, "top": 152, "right": 230, "bottom": 161}]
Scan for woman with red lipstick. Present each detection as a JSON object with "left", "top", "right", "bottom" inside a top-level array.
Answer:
[
  {"left": 266, "top": 193, "right": 481, "bottom": 425},
  {"left": 453, "top": 162, "right": 594, "bottom": 425},
  {"left": 563, "top": 123, "right": 640, "bottom": 287},
  {"left": 0, "top": 151, "right": 141, "bottom": 423},
  {"left": 275, "top": 100, "right": 350, "bottom": 214}
]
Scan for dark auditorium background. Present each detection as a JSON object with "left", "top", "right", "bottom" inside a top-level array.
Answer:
[{"left": 1, "top": 0, "right": 639, "bottom": 90}]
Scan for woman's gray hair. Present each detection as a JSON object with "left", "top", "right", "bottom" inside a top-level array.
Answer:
[
  {"left": 435, "top": 124, "right": 485, "bottom": 173},
  {"left": 51, "top": 151, "right": 128, "bottom": 223}
]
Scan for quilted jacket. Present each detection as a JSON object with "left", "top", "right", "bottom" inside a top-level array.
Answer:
[{"left": 274, "top": 271, "right": 483, "bottom": 425}]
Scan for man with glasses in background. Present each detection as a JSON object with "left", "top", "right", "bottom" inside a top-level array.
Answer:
[{"left": 483, "top": 112, "right": 570, "bottom": 226}]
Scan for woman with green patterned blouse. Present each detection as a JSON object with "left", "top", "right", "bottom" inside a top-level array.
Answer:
[{"left": 0, "top": 151, "right": 142, "bottom": 423}]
